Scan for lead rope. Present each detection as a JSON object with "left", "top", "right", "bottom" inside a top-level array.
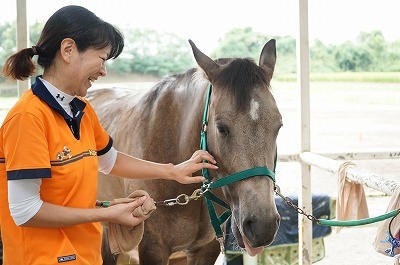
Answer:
[{"left": 274, "top": 184, "right": 400, "bottom": 226}]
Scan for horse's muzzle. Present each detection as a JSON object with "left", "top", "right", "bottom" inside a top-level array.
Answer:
[{"left": 232, "top": 210, "right": 280, "bottom": 256}]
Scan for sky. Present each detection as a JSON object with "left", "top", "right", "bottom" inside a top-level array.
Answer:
[{"left": 1, "top": 0, "right": 400, "bottom": 53}]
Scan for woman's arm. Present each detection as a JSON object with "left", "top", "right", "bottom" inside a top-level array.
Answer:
[
  {"left": 21, "top": 196, "right": 147, "bottom": 228},
  {"left": 110, "top": 150, "right": 218, "bottom": 184}
]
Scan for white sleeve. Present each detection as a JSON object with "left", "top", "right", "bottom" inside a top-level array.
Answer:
[
  {"left": 8, "top": 178, "right": 43, "bottom": 226},
  {"left": 98, "top": 146, "right": 118, "bottom": 175}
]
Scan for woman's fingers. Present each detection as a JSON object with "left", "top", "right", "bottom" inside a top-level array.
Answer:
[
  {"left": 109, "top": 196, "right": 152, "bottom": 226},
  {"left": 192, "top": 150, "right": 217, "bottom": 164},
  {"left": 172, "top": 150, "right": 218, "bottom": 184},
  {"left": 180, "top": 175, "right": 206, "bottom": 184},
  {"left": 129, "top": 196, "right": 147, "bottom": 208}
]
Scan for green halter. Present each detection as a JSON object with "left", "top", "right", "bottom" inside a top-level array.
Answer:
[{"left": 199, "top": 83, "right": 277, "bottom": 240}]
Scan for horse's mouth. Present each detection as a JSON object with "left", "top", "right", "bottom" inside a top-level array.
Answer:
[{"left": 232, "top": 220, "right": 266, "bottom": 257}]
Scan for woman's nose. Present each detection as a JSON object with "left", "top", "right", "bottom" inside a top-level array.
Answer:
[{"left": 100, "top": 62, "right": 107, "bottom": 76}]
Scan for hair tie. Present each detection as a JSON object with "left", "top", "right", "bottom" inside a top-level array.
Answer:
[{"left": 31, "top": 46, "right": 38, "bottom": 56}]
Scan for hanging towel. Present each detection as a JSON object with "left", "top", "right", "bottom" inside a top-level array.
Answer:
[
  {"left": 373, "top": 187, "right": 400, "bottom": 258},
  {"left": 107, "top": 190, "right": 156, "bottom": 255},
  {"left": 336, "top": 161, "right": 369, "bottom": 231}
]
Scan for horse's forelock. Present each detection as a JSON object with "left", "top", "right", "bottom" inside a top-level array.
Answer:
[{"left": 215, "top": 58, "right": 269, "bottom": 110}]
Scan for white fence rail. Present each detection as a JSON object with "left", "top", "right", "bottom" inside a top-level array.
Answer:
[{"left": 299, "top": 151, "right": 399, "bottom": 196}]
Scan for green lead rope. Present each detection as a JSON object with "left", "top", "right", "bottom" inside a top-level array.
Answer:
[{"left": 318, "top": 209, "right": 400, "bottom": 227}]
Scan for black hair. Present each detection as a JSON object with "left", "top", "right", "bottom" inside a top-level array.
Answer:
[{"left": 2, "top": 5, "right": 124, "bottom": 80}]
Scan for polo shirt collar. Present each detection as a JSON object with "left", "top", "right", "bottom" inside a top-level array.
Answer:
[{"left": 32, "top": 76, "right": 86, "bottom": 119}]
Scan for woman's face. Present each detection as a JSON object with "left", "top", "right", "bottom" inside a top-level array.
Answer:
[{"left": 69, "top": 46, "right": 111, "bottom": 97}]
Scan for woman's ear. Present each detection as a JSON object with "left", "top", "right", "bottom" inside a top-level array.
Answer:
[{"left": 60, "top": 38, "right": 76, "bottom": 63}]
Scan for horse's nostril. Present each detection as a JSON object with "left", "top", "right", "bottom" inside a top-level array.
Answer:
[{"left": 243, "top": 216, "right": 256, "bottom": 241}]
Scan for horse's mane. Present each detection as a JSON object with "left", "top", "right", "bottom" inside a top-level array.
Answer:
[
  {"left": 143, "top": 58, "right": 269, "bottom": 112},
  {"left": 215, "top": 57, "right": 269, "bottom": 110}
]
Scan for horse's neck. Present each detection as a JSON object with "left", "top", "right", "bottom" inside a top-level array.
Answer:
[
  {"left": 170, "top": 79, "right": 207, "bottom": 144},
  {"left": 141, "top": 77, "right": 208, "bottom": 159}
]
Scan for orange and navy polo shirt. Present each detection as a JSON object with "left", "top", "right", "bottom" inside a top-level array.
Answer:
[{"left": 0, "top": 76, "right": 112, "bottom": 265}]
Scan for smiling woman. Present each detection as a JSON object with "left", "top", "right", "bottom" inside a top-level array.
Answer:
[{"left": 0, "top": 5, "right": 218, "bottom": 265}]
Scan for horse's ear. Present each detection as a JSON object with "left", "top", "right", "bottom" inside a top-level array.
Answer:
[
  {"left": 259, "top": 39, "right": 277, "bottom": 80},
  {"left": 189, "top": 40, "right": 220, "bottom": 82}
]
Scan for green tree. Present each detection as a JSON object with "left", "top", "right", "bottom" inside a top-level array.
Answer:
[
  {"left": 0, "top": 22, "right": 17, "bottom": 65},
  {"left": 117, "top": 28, "right": 193, "bottom": 76},
  {"left": 0, "top": 21, "right": 44, "bottom": 82},
  {"left": 383, "top": 40, "right": 400, "bottom": 71},
  {"left": 310, "top": 39, "right": 340, "bottom": 72},
  {"left": 211, "top": 27, "right": 296, "bottom": 74},
  {"left": 333, "top": 41, "right": 372, "bottom": 71},
  {"left": 357, "top": 30, "right": 385, "bottom": 71},
  {"left": 211, "top": 27, "right": 270, "bottom": 59}
]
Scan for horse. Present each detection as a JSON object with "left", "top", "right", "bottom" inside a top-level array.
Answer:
[{"left": 88, "top": 39, "right": 282, "bottom": 265}]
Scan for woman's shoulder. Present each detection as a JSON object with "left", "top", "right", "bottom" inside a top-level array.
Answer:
[{"left": 2, "top": 90, "right": 52, "bottom": 125}]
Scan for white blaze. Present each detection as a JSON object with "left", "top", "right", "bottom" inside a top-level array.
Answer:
[{"left": 249, "top": 99, "right": 259, "bottom": 121}]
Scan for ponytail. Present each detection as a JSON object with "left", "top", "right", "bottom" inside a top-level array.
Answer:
[{"left": 2, "top": 47, "right": 37, "bottom": 80}]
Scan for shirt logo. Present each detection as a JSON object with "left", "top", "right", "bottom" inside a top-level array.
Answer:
[
  {"left": 57, "top": 254, "right": 76, "bottom": 263},
  {"left": 57, "top": 146, "right": 72, "bottom": 161},
  {"left": 56, "top": 93, "right": 65, "bottom": 101}
]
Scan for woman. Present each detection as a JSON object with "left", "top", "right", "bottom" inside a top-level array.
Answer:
[{"left": 0, "top": 5, "right": 217, "bottom": 265}]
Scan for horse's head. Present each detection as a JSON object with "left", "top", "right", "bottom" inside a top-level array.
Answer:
[{"left": 189, "top": 40, "right": 281, "bottom": 256}]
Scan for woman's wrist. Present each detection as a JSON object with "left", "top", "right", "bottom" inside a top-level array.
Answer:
[{"left": 164, "top": 163, "right": 176, "bottom": 181}]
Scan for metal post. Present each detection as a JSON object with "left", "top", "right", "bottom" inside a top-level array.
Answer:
[
  {"left": 297, "top": 0, "right": 312, "bottom": 264},
  {"left": 16, "top": 0, "right": 30, "bottom": 97}
]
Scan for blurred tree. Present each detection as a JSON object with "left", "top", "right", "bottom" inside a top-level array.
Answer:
[
  {"left": 383, "top": 40, "right": 400, "bottom": 71},
  {"left": 333, "top": 41, "right": 372, "bottom": 71},
  {"left": 310, "top": 39, "right": 340, "bottom": 72},
  {"left": 211, "top": 27, "right": 297, "bottom": 74},
  {"left": 118, "top": 28, "right": 193, "bottom": 76},
  {"left": 211, "top": 27, "right": 270, "bottom": 59},
  {"left": 0, "top": 21, "right": 44, "bottom": 82},
  {"left": 1, "top": 21, "right": 399, "bottom": 79}
]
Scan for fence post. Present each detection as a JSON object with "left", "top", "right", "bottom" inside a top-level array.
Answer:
[
  {"left": 297, "top": 0, "right": 312, "bottom": 264},
  {"left": 16, "top": 0, "right": 30, "bottom": 96}
]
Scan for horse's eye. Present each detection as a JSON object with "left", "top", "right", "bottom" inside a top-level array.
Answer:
[{"left": 216, "top": 124, "right": 229, "bottom": 136}]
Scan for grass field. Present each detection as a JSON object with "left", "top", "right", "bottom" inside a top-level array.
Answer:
[{"left": 275, "top": 72, "right": 400, "bottom": 83}]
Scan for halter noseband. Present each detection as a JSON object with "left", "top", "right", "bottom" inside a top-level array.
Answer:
[{"left": 199, "top": 83, "right": 277, "bottom": 244}]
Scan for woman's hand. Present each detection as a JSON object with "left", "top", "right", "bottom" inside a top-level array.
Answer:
[
  {"left": 110, "top": 150, "right": 218, "bottom": 183},
  {"left": 172, "top": 150, "right": 218, "bottom": 184},
  {"left": 21, "top": 196, "right": 151, "bottom": 228},
  {"left": 105, "top": 196, "right": 149, "bottom": 227}
]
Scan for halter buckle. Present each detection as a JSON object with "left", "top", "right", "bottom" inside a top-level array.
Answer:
[{"left": 216, "top": 236, "right": 225, "bottom": 253}]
